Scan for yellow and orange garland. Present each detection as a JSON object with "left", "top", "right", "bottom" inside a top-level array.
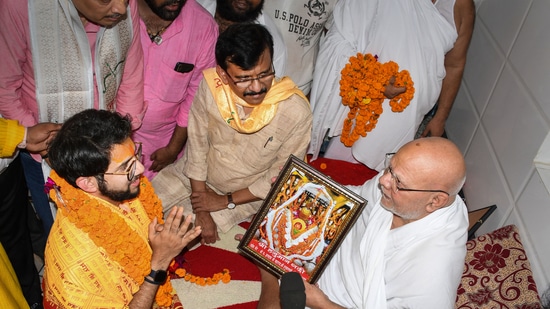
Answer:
[
  {"left": 339, "top": 53, "right": 415, "bottom": 146},
  {"left": 46, "top": 173, "right": 231, "bottom": 307}
]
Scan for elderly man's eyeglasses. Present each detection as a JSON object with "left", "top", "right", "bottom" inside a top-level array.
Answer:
[
  {"left": 225, "top": 65, "right": 276, "bottom": 89},
  {"left": 102, "top": 142, "right": 142, "bottom": 181},
  {"left": 384, "top": 153, "right": 449, "bottom": 195}
]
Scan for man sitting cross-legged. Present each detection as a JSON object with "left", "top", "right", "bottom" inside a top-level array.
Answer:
[
  {"left": 259, "top": 137, "right": 469, "bottom": 309},
  {"left": 152, "top": 23, "right": 311, "bottom": 244},
  {"left": 44, "top": 109, "right": 201, "bottom": 308}
]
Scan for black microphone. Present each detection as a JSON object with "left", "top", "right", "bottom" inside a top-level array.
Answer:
[{"left": 280, "top": 272, "right": 306, "bottom": 309}]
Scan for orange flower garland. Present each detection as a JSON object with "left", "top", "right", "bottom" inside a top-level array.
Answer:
[
  {"left": 168, "top": 255, "right": 232, "bottom": 287},
  {"left": 173, "top": 265, "right": 231, "bottom": 286},
  {"left": 47, "top": 172, "right": 174, "bottom": 307},
  {"left": 339, "top": 53, "right": 415, "bottom": 146}
]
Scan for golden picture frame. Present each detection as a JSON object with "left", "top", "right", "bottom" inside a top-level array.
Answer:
[{"left": 238, "top": 155, "right": 367, "bottom": 284}]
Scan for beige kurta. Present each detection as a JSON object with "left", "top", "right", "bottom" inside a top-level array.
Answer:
[{"left": 152, "top": 79, "right": 312, "bottom": 233}]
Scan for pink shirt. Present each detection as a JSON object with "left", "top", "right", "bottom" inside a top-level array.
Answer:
[
  {"left": 134, "top": 0, "right": 218, "bottom": 179},
  {"left": 0, "top": 0, "right": 145, "bottom": 129}
]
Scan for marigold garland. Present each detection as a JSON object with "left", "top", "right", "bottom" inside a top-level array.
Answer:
[
  {"left": 47, "top": 172, "right": 175, "bottom": 307},
  {"left": 339, "top": 53, "right": 415, "bottom": 146},
  {"left": 168, "top": 257, "right": 232, "bottom": 287}
]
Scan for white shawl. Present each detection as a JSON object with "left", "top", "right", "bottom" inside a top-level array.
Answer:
[
  {"left": 309, "top": 0, "right": 457, "bottom": 170},
  {"left": 317, "top": 173, "right": 468, "bottom": 308},
  {"left": 28, "top": 0, "right": 133, "bottom": 123}
]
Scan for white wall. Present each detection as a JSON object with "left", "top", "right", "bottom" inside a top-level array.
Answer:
[{"left": 446, "top": 0, "right": 550, "bottom": 293}]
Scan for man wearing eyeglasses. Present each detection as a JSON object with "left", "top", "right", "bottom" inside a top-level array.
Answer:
[
  {"left": 152, "top": 23, "right": 312, "bottom": 244},
  {"left": 258, "top": 137, "right": 468, "bottom": 309},
  {"left": 0, "top": 0, "right": 147, "bottom": 244},
  {"left": 44, "top": 110, "right": 201, "bottom": 308}
]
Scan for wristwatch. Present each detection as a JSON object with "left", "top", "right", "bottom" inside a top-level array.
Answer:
[
  {"left": 227, "top": 193, "right": 236, "bottom": 209},
  {"left": 144, "top": 269, "right": 168, "bottom": 285}
]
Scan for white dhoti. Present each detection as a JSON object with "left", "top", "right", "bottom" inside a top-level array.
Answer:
[{"left": 309, "top": 0, "right": 457, "bottom": 171}]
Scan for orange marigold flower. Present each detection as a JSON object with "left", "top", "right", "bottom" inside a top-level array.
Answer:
[
  {"left": 180, "top": 268, "right": 231, "bottom": 286},
  {"left": 175, "top": 268, "right": 186, "bottom": 277},
  {"left": 339, "top": 53, "right": 415, "bottom": 146},
  {"left": 48, "top": 172, "right": 174, "bottom": 306}
]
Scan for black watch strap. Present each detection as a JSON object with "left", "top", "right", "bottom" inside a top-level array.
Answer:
[
  {"left": 144, "top": 276, "right": 160, "bottom": 285},
  {"left": 144, "top": 269, "right": 167, "bottom": 285}
]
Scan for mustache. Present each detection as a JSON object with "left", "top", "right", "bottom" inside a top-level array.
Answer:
[
  {"left": 162, "top": 0, "right": 180, "bottom": 6},
  {"left": 243, "top": 88, "right": 267, "bottom": 96},
  {"left": 104, "top": 13, "right": 125, "bottom": 24},
  {"left": 106, "top": 13, "right": 123, "bottom": 19}
]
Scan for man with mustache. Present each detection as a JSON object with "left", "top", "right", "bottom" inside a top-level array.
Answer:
[
  {"left": 44, "top": 110, "right": 201, "bottom": 308},
  {"left": 135, "top": 0, "right": 218, "bottom": 179},
  {"left": 152, "top": 23, "right": 312, "bottom": 244},
  {"left": 0, "top": 0, "right": 146, "bottom": 248},
  {"left": 197, "top": 0, "right": 287, "bottom": 78}
]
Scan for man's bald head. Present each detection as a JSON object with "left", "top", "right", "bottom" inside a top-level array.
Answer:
[{"left": 397, "top": 137, "right": 466, "bottom": 196}]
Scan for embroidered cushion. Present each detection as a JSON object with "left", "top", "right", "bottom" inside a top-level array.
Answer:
[{"left": 455, "top": 224, "right": 542, "bottom": 308}]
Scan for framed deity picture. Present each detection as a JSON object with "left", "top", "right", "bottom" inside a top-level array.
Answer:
[{"left": 237, "top": 155, "right": 367, "bottom": 284}]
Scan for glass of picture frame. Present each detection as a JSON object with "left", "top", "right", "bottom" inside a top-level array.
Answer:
[{"left": 238, "top": 155, "right": 367, "bottom": 284}]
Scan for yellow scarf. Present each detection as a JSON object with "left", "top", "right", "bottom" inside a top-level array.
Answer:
[
  {"left": 0, "top": 244, "right": 28, "bottom": 308},
  {"left": 44, "top": 172, "right": 177, "bottom": 308},
  {"left": 203, "top": 68, "right": 307, "bottom": 133},
  {"left": 0, "top": 119, "right": 25, "bottom": 157}
]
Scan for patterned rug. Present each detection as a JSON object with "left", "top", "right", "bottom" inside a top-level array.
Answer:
[
  {"left": 171, "top": 158, "right": 377, "bottom": 309},
  {"left": 173, "top": 224, "right": 261, "bottom": 309}
]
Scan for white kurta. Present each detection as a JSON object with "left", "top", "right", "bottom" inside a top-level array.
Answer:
[
  {"left": 317, "top": 172, "right": 468, "bottom": 309},
  {"left": 309, "top": 0, "right": 457, "bottom": 171}
]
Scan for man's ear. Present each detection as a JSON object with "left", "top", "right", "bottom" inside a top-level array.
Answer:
[
  {"left": 75, "top": 176, "right": 99, "bottom": 194},
  {"left": 216, "top": 65, "right": 230, "bottom": 84},
  {"left": 426, "top": 193, "right": 450, "bottom": 213}
]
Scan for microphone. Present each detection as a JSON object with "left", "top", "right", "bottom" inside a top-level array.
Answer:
[{"left": 280, "top": 272, "right": 306, "bottom": 309}]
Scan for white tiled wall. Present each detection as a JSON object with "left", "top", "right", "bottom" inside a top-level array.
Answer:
[{"left": 446, "top": 0, "right": 550, "bottom": 293}]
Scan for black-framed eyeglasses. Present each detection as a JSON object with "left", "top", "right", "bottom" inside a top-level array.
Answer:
[
  {"left": 102, "top": 142, "right": 143, "bottom": 181},
  {"left": 224, "top": 64, "right": 276, "bottom": 89},
  {"left": 384, "top": 152, "right": 450, "bottom": 195}
]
